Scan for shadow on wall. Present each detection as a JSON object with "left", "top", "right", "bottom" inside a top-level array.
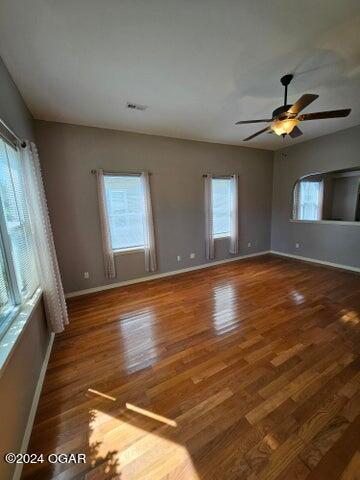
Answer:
[{"left": 224, "top": 11, "right": 360, "bottom": 121}]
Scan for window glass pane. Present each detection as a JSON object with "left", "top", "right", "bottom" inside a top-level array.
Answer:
[
  {"left": 0, "top": 140, "right": 38, "bottom": 299},
  {"left": 0, "top": 243, "right": 13, "bottom": 323},
  {"left": 299, "top": 181, "right": 321, "bottom": 220},
  {"left": 212, "top": 178, "right": 231, "bottom": 236},
  {"left": 104, "top": 176, "right": 145, "bottom": 250}
]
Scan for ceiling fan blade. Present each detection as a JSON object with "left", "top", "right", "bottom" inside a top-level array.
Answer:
[
  {"left": 243, "top": 126, "right": 270, "bottom": 141},
  {"left": 235, "top": 119, "right": 271, "bottom": 125},
  {"left": 287, "top": 94, "right": 319, "bottom": 115},
  {"left": 298, "top": 109, "right": 351, "bottom": 121},
  {"left": 289, "top": 126, "right": 303, "bottom": 138}
]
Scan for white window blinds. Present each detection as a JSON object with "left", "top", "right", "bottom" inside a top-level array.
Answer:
[
  {"left": 0, "top": 139, "right": 38, "bottom": 301},
  {"left": 212, "top": 178, "right": 232, "bottom": 237},
  {"left": 104, "top": 175, "right": 145, "bottom": 251}
]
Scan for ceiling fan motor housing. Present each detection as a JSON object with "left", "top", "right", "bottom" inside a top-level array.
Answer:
[
  {"left": 272, "top": 105, "right": 293, "bottom": 120},
  {"left": 280, "top": 74, "right": 293, "bottom": 87}
]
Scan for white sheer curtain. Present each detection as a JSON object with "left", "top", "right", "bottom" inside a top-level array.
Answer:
[
  {"left": 317, "top": 180, "right": 324, "bottom": 221},
  {"left": 141, "top": 172, "right": 157, "bottom": 272},
  {"left": 296, "top": 179, "right": 324, "bottom": 221},
  {"left": 204, "top": 174, "right": 215, "bottom": 260},
  {"left": 21, "top": 142, "right": 68, "bottom": 333},
  {"left": 96, "top": 169, "right": 116, "bottom": 279},
  {"left": 229, "top": 174, "right": 239, "bottom": 254},
  {"left": 293, "top": 182, "right": 300, "bottom": 220}
]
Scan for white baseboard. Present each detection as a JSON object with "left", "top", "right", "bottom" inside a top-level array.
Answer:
[
  {"left": 65, "top": 250, "right": 270, "bottom": 298},
  {"left": 270, "top": 250, "right": 360, "bottom": 273},
  {"left": 12, "top": 332, "right": 55, "bottom": 480}
]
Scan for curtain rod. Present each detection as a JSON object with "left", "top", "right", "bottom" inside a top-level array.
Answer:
[
  {"left": 0, "top": 117, "right": 26, "bottom": 148},
  {"left": 202, "top": 174, "right": 235, "bottom": 178},
  {"left": 91, "top": 169, "right": 151, "bottom": 176}
]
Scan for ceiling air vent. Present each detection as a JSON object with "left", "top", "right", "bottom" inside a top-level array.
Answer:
[{"left": 126, "top": 102, "right": 148, "bottom": 111}]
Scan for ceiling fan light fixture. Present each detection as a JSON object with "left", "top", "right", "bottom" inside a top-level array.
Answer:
[
  {"left": 271, "top": 118, "right": 299, "bottom": 136},
  {"left": 237, "top": 75, "right": 350, "bottom": 142}
]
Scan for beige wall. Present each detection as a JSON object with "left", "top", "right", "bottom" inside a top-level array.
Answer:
[
  {"left": 34, "top": 120, "right": 274, "bottom": 294},
  {"left": 0, "top": 57, "right": 50, "bottom": 480},
  {"left": 0, "top": 300, "right": 49, "bottom": 480}
]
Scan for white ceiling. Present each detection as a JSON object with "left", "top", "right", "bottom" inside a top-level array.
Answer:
[{"left": 0, "top": 0, "right": 360, "bottom": 150}]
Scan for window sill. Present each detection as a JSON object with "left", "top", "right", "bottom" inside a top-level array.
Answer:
[
  {"left": 0, "top": 288, "right": 42, "bottom": 376},
  {"left": 290, "top": 219, "right": 360, "bottom": 226},
  {"left": 214, "top": 234, "right": 230, "bottom": 239},
  {"left": 114, "top": 247, "right": 144, "bottom": 255}
]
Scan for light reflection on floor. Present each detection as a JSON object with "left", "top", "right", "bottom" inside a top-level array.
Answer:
[
  {"left": 290, "top": 290, "right": 305, "bottom": 305},
  {"left": 119, "top": 307, "right": 159, "bottom": 374},
  {"left": 212, "top": 283, "right": 239, "bottom": 334},
  {"left": 89, "top": 408, "right": 199, "bottom": 479}
]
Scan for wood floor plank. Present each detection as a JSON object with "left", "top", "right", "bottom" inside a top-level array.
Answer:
[
  {"left": 21, "top": 255, "right": 360, "bottom": 480},
  {"left": 305, "top": 415, "right": 360, "bottom": 480},
  {"left": 299, "top": 415, "right": 350, "bottom": 470}
]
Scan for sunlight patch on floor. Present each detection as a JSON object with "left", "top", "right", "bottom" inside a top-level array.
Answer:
[
  {"left": 126, "top": 403, "right": 177, "bottom": 427},
  {"left": 89, "top": 408, "right": 199, "bottom": 479},
  {"left": 88, "top": 388, "right": 116, "bottom": 401},
  {"left": 340, "top": 309, "right": 359, "bottom": 325}
]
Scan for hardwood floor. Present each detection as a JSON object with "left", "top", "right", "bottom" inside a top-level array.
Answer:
[{"left": 22, "top": 255, "right": 360, "bottom": 480}]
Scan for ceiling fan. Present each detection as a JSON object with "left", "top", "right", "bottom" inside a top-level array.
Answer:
[{"left": 236, "top": 74, "right": 351, "bottom": 141}]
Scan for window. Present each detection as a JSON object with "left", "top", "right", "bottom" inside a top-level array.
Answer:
[
  {"left": 0, "top": 138, "right": 38, "bottom": 335},
  {"left": 104, "top": 175, "right": 145, "bottom": 251},
  {"left": 292, "top": 169, "right": 360, "bottom": 224},
  {"left": 212, "top": 178, "right": 232, "bottom": 238},
  {"left": 0, "top": 244, "right": 12, "bottom": 325},
  {"left": 295, "top": 180, "right": 323, "bottom": 221}
]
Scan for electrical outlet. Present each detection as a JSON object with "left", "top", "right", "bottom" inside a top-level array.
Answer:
[
  {"left": 84, "top": 272, "right": 89, "bottom": 279},
  {"left": 295, "top": 243, "right": 300, "bottom": 249},
  {"left": 247, "top": 242, "right": 252, "bottom": 248},
  {"left": 177, "top": 255, "right": 181, "bottom": 262},
  {"left": 190, "top": 253, "right": 195, "bottom": 259}
]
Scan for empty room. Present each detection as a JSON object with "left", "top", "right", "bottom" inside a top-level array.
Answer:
[{"left": 0, "top": 1, "right": 360, "bottom": 479}]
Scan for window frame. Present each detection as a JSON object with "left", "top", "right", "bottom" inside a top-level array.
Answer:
[
  {"left": 0, "top": 195, "right": 22, "bottom": 303},
  {"left": 291, "top": 167, "right": 360, "bottom": 226},
  {"left": 0, "top": 137, "right": 39, "bottom": 343},
  {"left": 103, "top": 173, "right": 146, "bottom": 253},
  {"left": 211, "top": 176, "right": 232, "bottom": 239},
  {"left": 113, "top": 246, "right": 144, "bottom": 255},
  {"left": 0, "top": 232, "right": 19, "bottom": 338}
]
